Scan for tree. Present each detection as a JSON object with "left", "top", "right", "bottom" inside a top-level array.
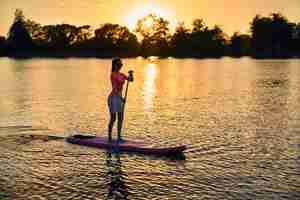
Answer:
[
  {"left": 93, "top": 23, "right": 139, "bottom": 56},
  {"left": 250, "top": 13, "right": 294, "bottom": 57},
  {"left": 40, "top": 24, "right": 79, "bottom": 49},
  {"left": 192, "top": 19, "right": 205, "bottom": 33},
  {"left": 229, "top": 32, "right": 251, "bottom": 57},
  {"left": 75, "top": 25, "right": 92, "bottom": 43},
  {"left": 0, "top": 36, "right": 7, "bottom": 55},
  {"left": 7, "top": 9, "right": 34, "bottom": 50},
  {"left": 291, "top": 23, "right": 300, "bottom": 56},
  {"left": 23, "top": 21, "right": 93, "bottom": 50},
  {"left": 170, "top": 22, "right": 191, "bottom": 56},
  {"left": 190, "top": 19, "right": 227, "bottom": 57},
  {"left": 296, "top": 23, "right": 300, "bottom": 55},
  {"left": 13, "top": 9, "right": 25, "bottom": 23},
  {"left": 135, "top": 14, "right": 170, "bottom": 56}
]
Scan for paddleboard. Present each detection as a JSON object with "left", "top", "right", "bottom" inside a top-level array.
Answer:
[{"left": 66, "top": 135, "right": 186, "bottom": 156}]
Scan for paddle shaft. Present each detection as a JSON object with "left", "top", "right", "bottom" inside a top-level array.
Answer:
[
  {"left": 120, "top": 78, "right": 130, "bottom": 136},
  {"left": 122, "top": 79, "right": 130, "bottom": 112}
]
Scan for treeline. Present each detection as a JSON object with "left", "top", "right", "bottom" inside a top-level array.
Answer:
[{"left": 0, "top": 9, "right": 299, "bottom": 58}]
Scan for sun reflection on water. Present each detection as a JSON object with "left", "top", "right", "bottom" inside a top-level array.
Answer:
[{"left": 143, "top": 63, "right": 157, "bottom": 112}]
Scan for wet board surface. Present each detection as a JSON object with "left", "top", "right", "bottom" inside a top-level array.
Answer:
[{"left": 66, "top": 135, "right": 186, "bottom": 156}]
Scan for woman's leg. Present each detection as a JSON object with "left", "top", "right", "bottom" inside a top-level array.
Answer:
[
  {"left": 108, "top": 112, "right": 116, "bottom": 141},
  {"left": 117, "top": 112, "right": 124, "bottom": 141}
]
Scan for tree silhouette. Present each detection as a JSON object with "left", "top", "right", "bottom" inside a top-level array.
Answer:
[
  {"left": 135, "top": 14, "right": 170, "bottom": 56},
  {"left": 229, "top": 32, "right": 251, "bottom": 57},
  {"left": 2, "top": 9, "right": 299, "bottom": 58},
  {"left": 0, "top": 36, "right": 6, "bottom": 55},
  {"left": 75, "top": 25, "right": 93, "bottom": 43},
  {"left": 41, "top": 24, "right": 80, "bottom": 49},
  {"left": 250, "top": 13, "right": 294, "bottom": 58},
  {"left": 7, "top": 9, "right": 34, "bottom": 50},
  {"left": 170, "top": 22, "right": 191, "bottom": 56},
  {"left": 296, "top": 23, "right": 300, "bottom": 55},
  {"left": 291, "top": 23, "right": 300, "bottom": 56},
  {"left": 192, "top": 19, "right": 205, "bottom": 32},
  {"left": 0, "top": 36, "right": 5, "bottom": 44},
  {"left": 190, "top": 19, "right": 227, "bottom": 57},
  {"left": 23, "top": 21, "right": 93, "bottom": 51},
  {"left": 93, "top": 23, "right": 139, "bottom": 56}
]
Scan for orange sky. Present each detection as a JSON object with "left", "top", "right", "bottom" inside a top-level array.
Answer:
[{"left": 1, "top": 0, "right": 299, "bottom": 36}]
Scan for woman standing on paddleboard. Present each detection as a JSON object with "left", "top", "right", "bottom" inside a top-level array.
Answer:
[{"left": 108, "top": 57, "right": 133, "bottom": 142}]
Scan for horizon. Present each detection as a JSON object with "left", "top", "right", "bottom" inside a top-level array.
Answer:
[{"left": 1, "top": 0, "right": 300, "bottom": 37}]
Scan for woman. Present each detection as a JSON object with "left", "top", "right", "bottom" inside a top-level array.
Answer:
[{"left": 107, "top": 57, "right": 133, "bottom": 142}]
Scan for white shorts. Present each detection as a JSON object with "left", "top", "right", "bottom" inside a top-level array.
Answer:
[{"left": 107, "top": 94, "right": 123, "bottom": 113}]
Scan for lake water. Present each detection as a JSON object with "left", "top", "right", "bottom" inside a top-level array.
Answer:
[{"left": 0, "top": 57, "right": 299, "bottom": 200}]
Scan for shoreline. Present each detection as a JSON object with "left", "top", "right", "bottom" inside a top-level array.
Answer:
[{"left": 1, "top": 53, "right": 299, "bottom": 60}]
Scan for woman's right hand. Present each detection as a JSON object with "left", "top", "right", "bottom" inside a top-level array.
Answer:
[{"left": 128, "top": 70, "right": 134, "bottom": 82}]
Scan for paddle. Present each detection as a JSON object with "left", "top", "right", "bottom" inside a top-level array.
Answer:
[
  {"left": 120, "top": 70, "right": 134, "bottom": 137},
  {"left": 122, "top": 70, "right": 134, "bottom": 111}
]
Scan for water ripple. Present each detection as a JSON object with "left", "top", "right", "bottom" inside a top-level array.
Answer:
[{"left": 0, "top": 58, "right": 300, "bottom": 199}]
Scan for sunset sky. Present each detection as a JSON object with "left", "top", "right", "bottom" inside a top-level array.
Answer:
[{"left": 1, "top": 0, "right": 299, "bottom": 36}]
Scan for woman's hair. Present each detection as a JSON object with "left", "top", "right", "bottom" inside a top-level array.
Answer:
[{"left": 112, "top": 57, "right": 122, "bottom": 72}]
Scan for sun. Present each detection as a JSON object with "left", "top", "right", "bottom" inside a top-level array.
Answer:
[{"left": 125, "top": 4, "right": 176, "bottom": 31}]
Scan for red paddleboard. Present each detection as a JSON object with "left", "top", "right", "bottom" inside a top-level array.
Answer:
[{"left": 66, "top": 135, "right": 186, "bottom": 156}]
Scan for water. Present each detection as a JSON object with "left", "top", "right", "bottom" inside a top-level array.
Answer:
[{"left": 0, "top": 57, "right": 299, "bottom": 200}]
